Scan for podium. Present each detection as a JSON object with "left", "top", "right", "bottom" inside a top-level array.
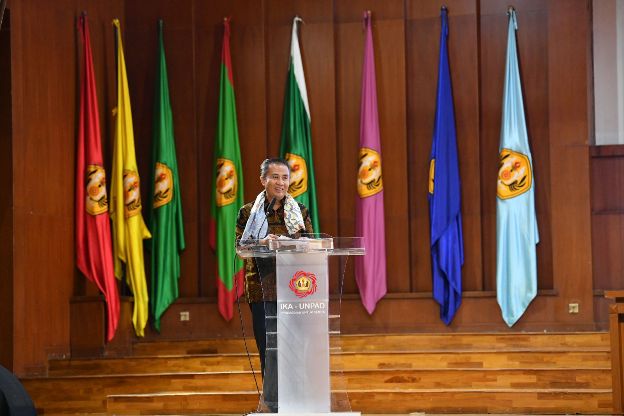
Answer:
[{"left": 237, "top": 235, "right": 365, "bottom": 415}]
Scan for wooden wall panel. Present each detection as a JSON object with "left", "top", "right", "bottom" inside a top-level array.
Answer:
[
  {"left": 194, "top": 0, "right": 268, "bottom": 297},
  {"left": 8, "top": 0, "right": 124, "bottom": 375},
  {"left": 194, "top": 3, "right": 224, "bottom": 297},
  {"left": 5, "top": 0, "right": 603, "bottom": 372},
  {"left": 479, "top": 0, "right": 554, "bottom": 292},
  {"left": 591, "top": 146, "right": 624, "bottom": 293},
  {"left": 477, "top": 2, "right": 506, "bottom": 292},
  {"left": 0, "top": 10, "right": 13, "bottom": 370},
  {"left": 546, "top": 0, "right": 593, "bottom": 324},
  {"left": 446, "top": 3, "right": 483, "bottom": 293},
  {"left": 592, "top": 214, "right": 624, "bottom": 290},
  {"left": 265, "top": 0, "right": 338, "bottom": 244},
  {"left": 405, "top": 3, "right": 438, "bottom": 293},
  {"left": 125, "top": 1, "right": 199, "bottom": 297},
  {"left": 336, "top": 1, "right": 409, "bottom": 298},
  {"left": 406, "top": 1, "right": 482, "bottom": 295},
  {"left": 194, "top": 2, "right": 269, "bottom": 298}
]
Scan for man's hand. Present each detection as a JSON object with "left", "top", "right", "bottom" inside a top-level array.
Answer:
[{"left": 260, "top": 234, "right": 278, "bottom": 246}]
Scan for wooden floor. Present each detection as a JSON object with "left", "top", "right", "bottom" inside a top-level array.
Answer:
[{"left": 21, "top": 332, "right": 614, "bottom": 415}]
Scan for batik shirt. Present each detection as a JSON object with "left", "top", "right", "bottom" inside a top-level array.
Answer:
[{"left": 235, "top": 200, "right": 314, "bottom": 303}]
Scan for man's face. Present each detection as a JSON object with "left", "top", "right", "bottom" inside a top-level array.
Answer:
[{"left": 261, "top": 164, "right": 290, "bottom": 201}]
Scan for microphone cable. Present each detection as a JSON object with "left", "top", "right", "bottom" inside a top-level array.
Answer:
[
  {"left": 234, "top": 196, "right": 277, "bottom": 411},
  {"left": 234, "top": 237, "right": 261, "bottom": 407}
]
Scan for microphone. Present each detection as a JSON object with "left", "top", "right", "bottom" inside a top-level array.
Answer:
[
  {"left": 265, "top": 197, "right": 277, "bottom": 217},
  {"left": 254, "top": 197, "right": 277, "bottom": 241}
]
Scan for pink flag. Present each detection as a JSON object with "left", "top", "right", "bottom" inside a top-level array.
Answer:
[{"left": 355, "top": 11, "right": 387, "bottom": 315}]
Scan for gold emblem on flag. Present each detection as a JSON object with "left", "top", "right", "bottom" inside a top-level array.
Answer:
[
  {"left": 216, "top": 158, "right": 237, "bottom": 207},
  {"left": 357, "top": 148, "right": 383, "bottom": 198},
  {"left": 153, "top": 163, "right": 173, "bottom": 209},
  {"left": 497, "top": 149, "right": 532, "bottom": 200},
  {"left": 285, "top": 153, "right": 308, "bottom": 198},
  {"left": 85, "top": 165, "right": 108, "bottom": 215},
  {"left": 289, "top": 270, "right": 317, "bottom": 298},
  {"left": 428, "top": 159, "right": 435, "bottom": 195},
  {"left": 123, "top": 170, "right": 142, "bottom": 218}
]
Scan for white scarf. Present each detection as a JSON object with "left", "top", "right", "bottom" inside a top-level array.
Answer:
[{"left": 240, "top": 191, "right": 305, "bottom": 242}]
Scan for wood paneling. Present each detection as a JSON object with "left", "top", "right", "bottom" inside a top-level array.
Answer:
[
  {"left": 546, "top": 0, "right": 593, "bottom": 324},
  {"left": 591, "top": 146, "right": 624, "bottom": 297},
  {"left": 124, "top": 2, "right": 199, "bottom": 297},
  {"left": 265, "top": 0, "right": 339, "bottom": 242},
  {"left": 7, "top": 0, "right": 124, "bottom": 376},
  {"left": 193, "top": 1, "right": 269, "bottom": 297},
  {"left": 5, "top": 0, "right": 603, "bottom": 374},
  {"left": 116, "top": 0, "right": 595, "bottom": 333},
  {"left": 479, "top": 0, "right": 555, "bottom": 292},
  {"left": 406, "top": 1, "right": 482, "bottom": 293},
  {"left": 336, "top": 1, "right": 409, "bottom": 295},
  {"left": 0, "top": 8, "right": 13, "bottom": 370}
]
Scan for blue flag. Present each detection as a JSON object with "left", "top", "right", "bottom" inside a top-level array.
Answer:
[
  {"left": 428, "top": 7, "right": 464, "bottom": 325},
  {"left": 496, "top": 9, "right": 539, "bottom": 327}
]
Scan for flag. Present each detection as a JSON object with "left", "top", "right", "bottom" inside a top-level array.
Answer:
[
  {"left": 209, "top": 18, "right": 245, "bottom": 321},
  {"left": 355, "top": 11, "right": 387, "bottom": 315},
  {"left": 75, "top": 14, "right": 120, "bottom": 342},
  {"left": 428, "top": 7, "right": 464, "bottom": 325},
  {"left": 149, "top": 20, "right": 185, "bottom": 332},
  {"left": 496, "top": 9, "right": 539, "bottom": 327},
  {"left": 279, "top": 16, "right": 320, "bottom": 233},
  {"left": 110, "top": 19, "right": 151, "bottom": 337}
]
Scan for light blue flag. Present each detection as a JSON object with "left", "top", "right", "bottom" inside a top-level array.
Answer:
[{"left": 496, "top": 9, "right": 539, "bottom": 327}]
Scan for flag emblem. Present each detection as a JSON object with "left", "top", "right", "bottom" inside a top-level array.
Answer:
[
  {"left": 85, "top": 165, "right": 108, "bottom": 215},
  {"left": 123, "top": 170, "right": 142, "bottom": 217},
  {"left": 357, "top": 147, "right": 383, "bottom": 198},
  {"left": 153, "top": 162, "right": 173, "bottom": 209},
  {"left": 215, "top": 158, "right": 237, "bottom": 207},
  {"left": 289, "top": 270, "right": 317, "bottom": 298},
  {"left": 428, "top": 159, "right": 435, "bottom": 195},
  {"left": 497, "top": 148, "right": 532, "bottom": 200},
  {"left": 285, "top": 153, "right": 308, "bottom": 197}
]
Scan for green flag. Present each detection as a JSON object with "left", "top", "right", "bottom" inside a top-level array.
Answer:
[
  {"left": 209, "top": 18, "right": 245, "bottom": 321},
  {"left": 280, "top": 16, "right": 320, "bottom": 233},
  {"left": 149, "top": 20, "right": 185, "bottom": 331}
]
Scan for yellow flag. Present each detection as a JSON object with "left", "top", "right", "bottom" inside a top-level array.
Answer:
[{"left": 110, "top": 19, "right": 151, "bottom": 337}]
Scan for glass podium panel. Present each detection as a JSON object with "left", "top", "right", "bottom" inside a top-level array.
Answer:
[{"left": 236, "top": 235, "right": 364, "bottom": 415}]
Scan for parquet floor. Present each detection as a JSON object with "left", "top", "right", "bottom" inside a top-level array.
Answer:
[{"left": 21, "top": 332, "right": 614, "bottom": 415}]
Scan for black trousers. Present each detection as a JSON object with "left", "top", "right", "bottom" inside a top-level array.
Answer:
[{"left": 250, "top": 301, "right": 278, "bottom": 410}]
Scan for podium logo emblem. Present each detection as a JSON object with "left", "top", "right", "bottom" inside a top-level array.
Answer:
[
  {"left": 289, "top": 270, "right": 317, "bottom": 298},
  {"left": 497, "top": 149, "right": 532, "bottom": 200}
]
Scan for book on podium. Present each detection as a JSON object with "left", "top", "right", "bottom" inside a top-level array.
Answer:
[{"left": 237, "top": 234, "right": 365, "bottom": 415}]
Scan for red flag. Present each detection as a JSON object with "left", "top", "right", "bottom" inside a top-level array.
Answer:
[{"left": 76, "top": 14, "right": 120, "bottom": 342}]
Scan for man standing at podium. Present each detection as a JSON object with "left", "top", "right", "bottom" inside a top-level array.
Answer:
[{"left": 236, "top": 158, "right": 314, "bottom": 412}]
